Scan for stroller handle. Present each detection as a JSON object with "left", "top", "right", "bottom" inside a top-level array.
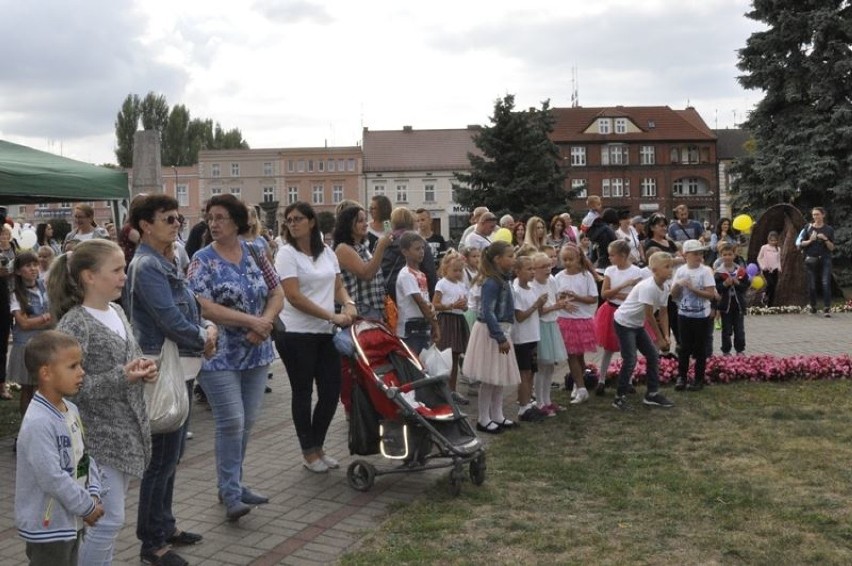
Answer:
[{"left": 385, "top": 374, "right": 449, "bottom": 398}]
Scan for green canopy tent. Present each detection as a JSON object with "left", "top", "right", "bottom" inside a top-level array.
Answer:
[{"left": 0, "top": 140, "right": 129, "bottom": 204}]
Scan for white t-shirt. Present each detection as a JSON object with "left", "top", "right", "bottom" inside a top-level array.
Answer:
[
  {"left": 614, "top": 277, "right": 671, "bottom": 329},
  {"left": 463, "top": 231, "right": 491, "bottom": 251},
  {"left": 554, "top": 270, "right": 598, "bottom": 320},
  {"left": 638, "top": 266, "right": 653, "bottom": 280},
  {"left": 435, "top": 278, "right": 467, "bottom": 315},
  {"left": 396, "top": 265, "right": 429, "bottom": 336},
  {"left": 603, "top": 264, "right": 642, "bottom": 306},
  {"left": 467, "top": 282, "right": 482, "bottom": 316},
  {"left": 276, "top": 244, "right": 340, "bottom": 334},
  {"left": 83, "top": 305, "right": 127, "bottom": 339},
  {"left": 531, "top": 275, "right": 559, "bottom": 323},
  {"left": 511, "top": 280, "right": 540, "bottom": 344},
  {"left": 674, "top": 264, "right": 715, "bottom": 318},
  {"left": 616, "top": 226, "right": 643, "bottom": 264}
]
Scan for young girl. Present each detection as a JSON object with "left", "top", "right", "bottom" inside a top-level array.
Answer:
[
  {"left": 594, "top": 240, "right": 642, "bottom": 395},
  {"left": 396, "top": 231, "right": 439, "bottom": 355},
  {"left": 48, "top": 240, "right": 158, "bottom": 564},
  {"left": 433, "top": 250, "right": 469, "bottom": 404},
  {"left": 757, "top": 231, "right": 781, "bottom": 306},
  {"left": 9, "top": 252, "right": 53, "bottom": 417},
  {"left": 531, "top": 252, "right": 568, "bottom": 414},
  {"left": 462, "top": 241, "right": 520, "bottom": 434},
  {"left": 555, "top": 244, "right": 599, "bottom": 404},
  {"left": 512, "top": 254, "right": 548, "bottom": 422},
  {"left": 461, "top": 246, "right": 481, "bottom": 330}
]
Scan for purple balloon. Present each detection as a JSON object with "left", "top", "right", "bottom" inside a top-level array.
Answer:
[{"left": 746, "top": 263, "right": 760, "bottom": 277}]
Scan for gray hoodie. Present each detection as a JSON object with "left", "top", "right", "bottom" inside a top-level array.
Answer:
[{"left": 15, "top": 393, "right": 101, "bottom": 542}]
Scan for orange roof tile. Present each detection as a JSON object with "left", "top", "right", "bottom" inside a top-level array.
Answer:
[{"left": 550, "top": 106, "right": 716, "bottom": 142}]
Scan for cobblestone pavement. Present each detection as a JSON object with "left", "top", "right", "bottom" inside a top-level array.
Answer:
[{"left": 0, "top": 312, "right": 848, "bottom": 565}]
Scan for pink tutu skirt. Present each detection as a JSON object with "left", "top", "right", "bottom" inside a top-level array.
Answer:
[
  {"left": 462, "top": 321, "right": 521, "bottom": 387},
  {"left": 557, "top": 317, "right": 598, "bottom": 355},
  {"left": 594, "top": 302, "right": 620, "bottom": 352}
]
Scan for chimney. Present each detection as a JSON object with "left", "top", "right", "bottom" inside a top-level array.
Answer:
[{"left": 403, "top": 125, "right": 413, "bottom": 132}]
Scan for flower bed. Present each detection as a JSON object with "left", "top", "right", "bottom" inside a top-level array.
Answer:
[
  {"left": 747, "top": 299, "right": 852, "bottom": 316},
  {"left": 606, "top": 354, "right": 852, "bottom": 385}
]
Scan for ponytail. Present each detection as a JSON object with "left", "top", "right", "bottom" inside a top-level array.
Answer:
[{"left": 47, "top": 239, "right": 121, "bottom": 320}]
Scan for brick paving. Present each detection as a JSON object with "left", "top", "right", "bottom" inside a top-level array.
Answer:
[{"left": 0, "top": 312, "right": 849, "bottom": 565}]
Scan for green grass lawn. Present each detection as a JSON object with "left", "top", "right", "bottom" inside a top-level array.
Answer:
[
  {"left": 341, "top": 380, "right": 852, "bottom": 565},
  {"left": 0, "top": 387, "right": 21, "bottom": 438}
]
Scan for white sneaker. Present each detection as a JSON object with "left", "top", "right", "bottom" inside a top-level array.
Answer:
[
  {"left": 320, "top": 454, "right": 340, "bottom": 469},
  {"left": 570, "top": 387, "right": 589, "bottom": 404},
  {"left": 570, "top": 386, "right": 578, "bottom": 400},
  {"left": 303, "top": 458, "right": 329, "bottom": 473}
]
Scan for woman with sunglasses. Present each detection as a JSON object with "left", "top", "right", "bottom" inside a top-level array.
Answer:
[
  {"left": 124, "top": 194, "right": 217, "bottom": 564},
  {"left": 188, "top": 194, "right": 284, "bottom": 522},
  {"left": 276, "top": 201, "right": 357, "bottom": 473}
]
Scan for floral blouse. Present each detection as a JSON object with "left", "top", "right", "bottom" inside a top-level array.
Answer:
[{"left": 187, "top": 241, "right": 274, "bottom": 371}]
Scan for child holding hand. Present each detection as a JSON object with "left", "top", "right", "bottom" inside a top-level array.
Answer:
[{"left": 433, "top": 250, "right": 469, "bottom": 403}]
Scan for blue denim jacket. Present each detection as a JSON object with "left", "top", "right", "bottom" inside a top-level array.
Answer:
[
  {"left": 477, "top": 275, "right": 514, "bottom": 343},
  {"left": 123, "top": 243, "right": 206, "bottom": 357}
]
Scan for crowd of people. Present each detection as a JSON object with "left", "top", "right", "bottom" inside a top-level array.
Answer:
[{"left": 6, "top": 192, "right": 836, "bottom": 566}]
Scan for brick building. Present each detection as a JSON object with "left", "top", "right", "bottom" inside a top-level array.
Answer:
[{"left": 551, "top": 106, "right": 719, "bottom": 224}]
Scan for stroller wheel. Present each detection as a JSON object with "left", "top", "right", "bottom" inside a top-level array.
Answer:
[
  {"left": 347, "top": 460, "right": 376, "bottom": 492},
  {"left": 469, "top": 455, "right": 487, "bottom": 486},
  {"left": 448, "top": 464, "right": 464, "bottom": 497}
]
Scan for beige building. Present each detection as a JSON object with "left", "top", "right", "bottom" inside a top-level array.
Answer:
[
  {"left": 362, "top": 126, "right": 480, "bottom": 241},
  {"left": 198, "top": 146, "right": 362, "bottom": 219}
]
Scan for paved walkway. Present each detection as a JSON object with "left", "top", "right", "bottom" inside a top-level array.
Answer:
[{"left": 0, "top": 312, "right": 849, "bottom": 565}]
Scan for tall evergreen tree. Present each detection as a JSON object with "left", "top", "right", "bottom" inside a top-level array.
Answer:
[
  {"left": 453, "top": 94, "right": 567, "bottom": 219},
  {"left": 139, "top": 92, "right": 170, "bottom": 133},
  {"left": 114, "top": 94, "right": 140, "bottom": 168},
  {"left": 733, "top": 0, "right": 852, "bottom": 253},
  {"left": 162, "top": 104, "right": 191, "bottom": 166}
]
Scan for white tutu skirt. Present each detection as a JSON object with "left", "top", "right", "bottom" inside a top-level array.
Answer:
[
  {"left": 537, "top": 320, "right": 568, "bottom": 365},
  {"left": 462, "top": 321, "right": 521, "bottom": 387}
]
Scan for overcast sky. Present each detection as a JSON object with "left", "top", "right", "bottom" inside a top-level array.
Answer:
[{"left": 0, "top": 0, "right": 764, "bottom": 165}]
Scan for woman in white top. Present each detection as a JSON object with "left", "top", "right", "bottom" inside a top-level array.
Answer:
[
  {"left": 615, "top": 209, "right": 645, "bottom": 266},
  {"left": 275, "top": 202, "right": 357, "bottom": 474}
]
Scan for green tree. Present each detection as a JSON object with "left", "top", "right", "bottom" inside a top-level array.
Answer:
[
  {"left": 453, "top": 94, "right": 567, "bottom": 219},
  {"left": 139, "top": 92, "right": 170, "bottom": 133},
  {"left": 733, "top": 0, "right": 852, "bottom": 254},
  {"left": 114, "top": 94, "right": 140, "bottom": 168},
  {"left": 162, "top": 104, "right": 191, "bottom": 166}
]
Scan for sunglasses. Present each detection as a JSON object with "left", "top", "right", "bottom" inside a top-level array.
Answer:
[{"left": 159, "top": 214, "right": 184, "bottom": 225}]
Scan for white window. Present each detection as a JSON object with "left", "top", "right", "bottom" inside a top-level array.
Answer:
[
  {"left": 672, "top": 177, "right": 709, "bottom": 196},
  {"left": 210, "top": 188, "right": 222, "bottom": 196},
  {"left": 263, "top": 186, "right": 275, "bottom": 203},
  {"left": 60, "top": 202, "right": 71, "bottom": 209},
  {"left": 615, "top": 118, "right": 627, "bottom": 134},
  {"left": 611, "top": 178, "right": 624, "bottom": 197},
  {"left": 308, "top": 159, "right": 314, "bottom": 173},
  {"left": 424, "top": 184, "right": 435, "bottom": 203},
  {"left": 297, "top": 159, "right": 305, "bottom": 172},
  {"left": 347, "top": 158, "right": 356, "bottom": 171},
  {"left": 37, "top": 202, "right": 48, "bottom": 209},
  {"left": 318, "top": 160, "right": 325, "bottom": 172},
  {"left": 570, "top": 146, "right": 586, "bottom": 166},
  {"left": 176, "top": 184, "right": 188, "bottom": 207},
  {"left": 263, "top": 162, "right": 273, "bottom": 176},
  {"left": 602, "top": 179, "right": 611, "bottom": 198},
  {"left": 337, "top": 159, "right": 345, "bottom": 172},
  {"left": 598, "top": 119, "right": 611, "bottom": 134},
  {"left": 396, "top": 184, "right": 407, "bottom": 203},
  {"left": 670, "top": 148, "right": 680, "bottom": 163},
  {"left": 571, "top": 179, "right": 588, "bottom": 198},
  {"left": 373, "top": 183, "right": 385, "bottom": 195},
  {"left": 687, "top": 146, "right": 699, "bottom": 164},
  {"left": 328, "top": 159, "right": 335, "bottom": 172},
  {"left": 230, "top": 187, "right": 241, "bottom": 198},
  {"left": 601, "top": 144, "right": 628, "bottom": 166},
  {"left": 288, "top": 186, "right": 299, "bottom": 204},
  {"left": 332, "top": 185, "right": 344, "bottom": 204},
  {"left": 641, "top": 178, "right": 657, "bottom": 197},
  {"left": 640, "top": 146, "right": 655, "bottom": 165},
  {"left": 312, "top": 184, "right": 324, "bottom": 205},
  {"left": 230, "top": 163, "right": 240, "bottom": 177},
  {"left": 211, "top": 163, "right": 220, "bottom": 178},
  {"left": 287, "top": 160, "right": 295, "bottom": 173}
]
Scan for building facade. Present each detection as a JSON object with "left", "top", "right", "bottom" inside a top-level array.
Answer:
[
  {"left": 551, "top": 106, "right": 719, "bottom": 224},
  {"left": 362, "top": 126, "right": 480, "bottom": 241}
]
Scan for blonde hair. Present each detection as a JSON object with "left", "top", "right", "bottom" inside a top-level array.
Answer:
[
  {"left": 390, "top": 207, "right": 416, "bottom": 231},
  {"left": 648, "top": 252, "right": 672, "bottom": 270},
  {"left": 608, "top": 239, "right": 630, "bottom": 257},
  {"left": 560, "top": 243, "right": 591, "bottom": 274},
  {"left": 438, "top": 249, "right": 464, "bottom": 278},
  {"left": 523, "top": 216, "right": 547, "bottom": 249},
  {"left": 247, "top": 206, "right": 262, "bottom": 239},
  {"left": 531, "top": 251, "right": 551, "bottom": 267},
  {"left": 47, "top": 239, "right": 123, "bottom": 320},
  {"left": 514, "top": 243, "right": 538, "bottom": 258}
]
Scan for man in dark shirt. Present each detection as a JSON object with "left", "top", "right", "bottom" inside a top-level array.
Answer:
[
  {"left": 668, "top": 204, "right": 705, "bottom": 244},
  {"left": 416, "top": 208, "right": 448, "bottom": 261}
]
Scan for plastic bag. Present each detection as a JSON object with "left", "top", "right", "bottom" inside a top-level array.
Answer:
[
  {"left": 145, "top": 339, "right": 190, "bottom": 434},
  {"left": 419, "top": 345, "right": 452, "bottom": 377}
]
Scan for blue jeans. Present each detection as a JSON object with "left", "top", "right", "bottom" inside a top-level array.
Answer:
[
  {"left": 805, "top": 256, "right": 833, "bottom": 310},
  {"left": 721, "top": 304, "right": 746, "bottom": 354},
  {"left": 78, "top": 463, "right": 130, "bottom": 566},
  {"left": 199, "top": 365, "right": 268, "bottom": 507},
  {"left": 614, "top": 321, "right": 660, "bottom": 397},
  {"left": 136, "top": 428, "right": 183, "bottom": 554}
]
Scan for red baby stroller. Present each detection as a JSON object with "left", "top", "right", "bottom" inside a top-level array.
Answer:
[{"left": 342, "top": 319, "right": 485, "bottom": 496}]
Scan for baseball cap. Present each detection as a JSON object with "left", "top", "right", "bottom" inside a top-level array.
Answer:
[{"left": 682, "top": 239, "right": 707, "bottom": 253}]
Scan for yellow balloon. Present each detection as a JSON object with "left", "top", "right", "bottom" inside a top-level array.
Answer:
[
  {"left": 492, "top": 227, "right": 513, "bottom": 243},
  {"left": 732, "top": 214, "right": 754, "bottom": 233},
  {"left": 751, "top": 274, "right": 765, "bottom": 290}
]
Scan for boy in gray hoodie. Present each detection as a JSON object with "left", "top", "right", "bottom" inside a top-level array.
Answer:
[{"left": 15, "top": 330, "right": 104, "bottom": 566}]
